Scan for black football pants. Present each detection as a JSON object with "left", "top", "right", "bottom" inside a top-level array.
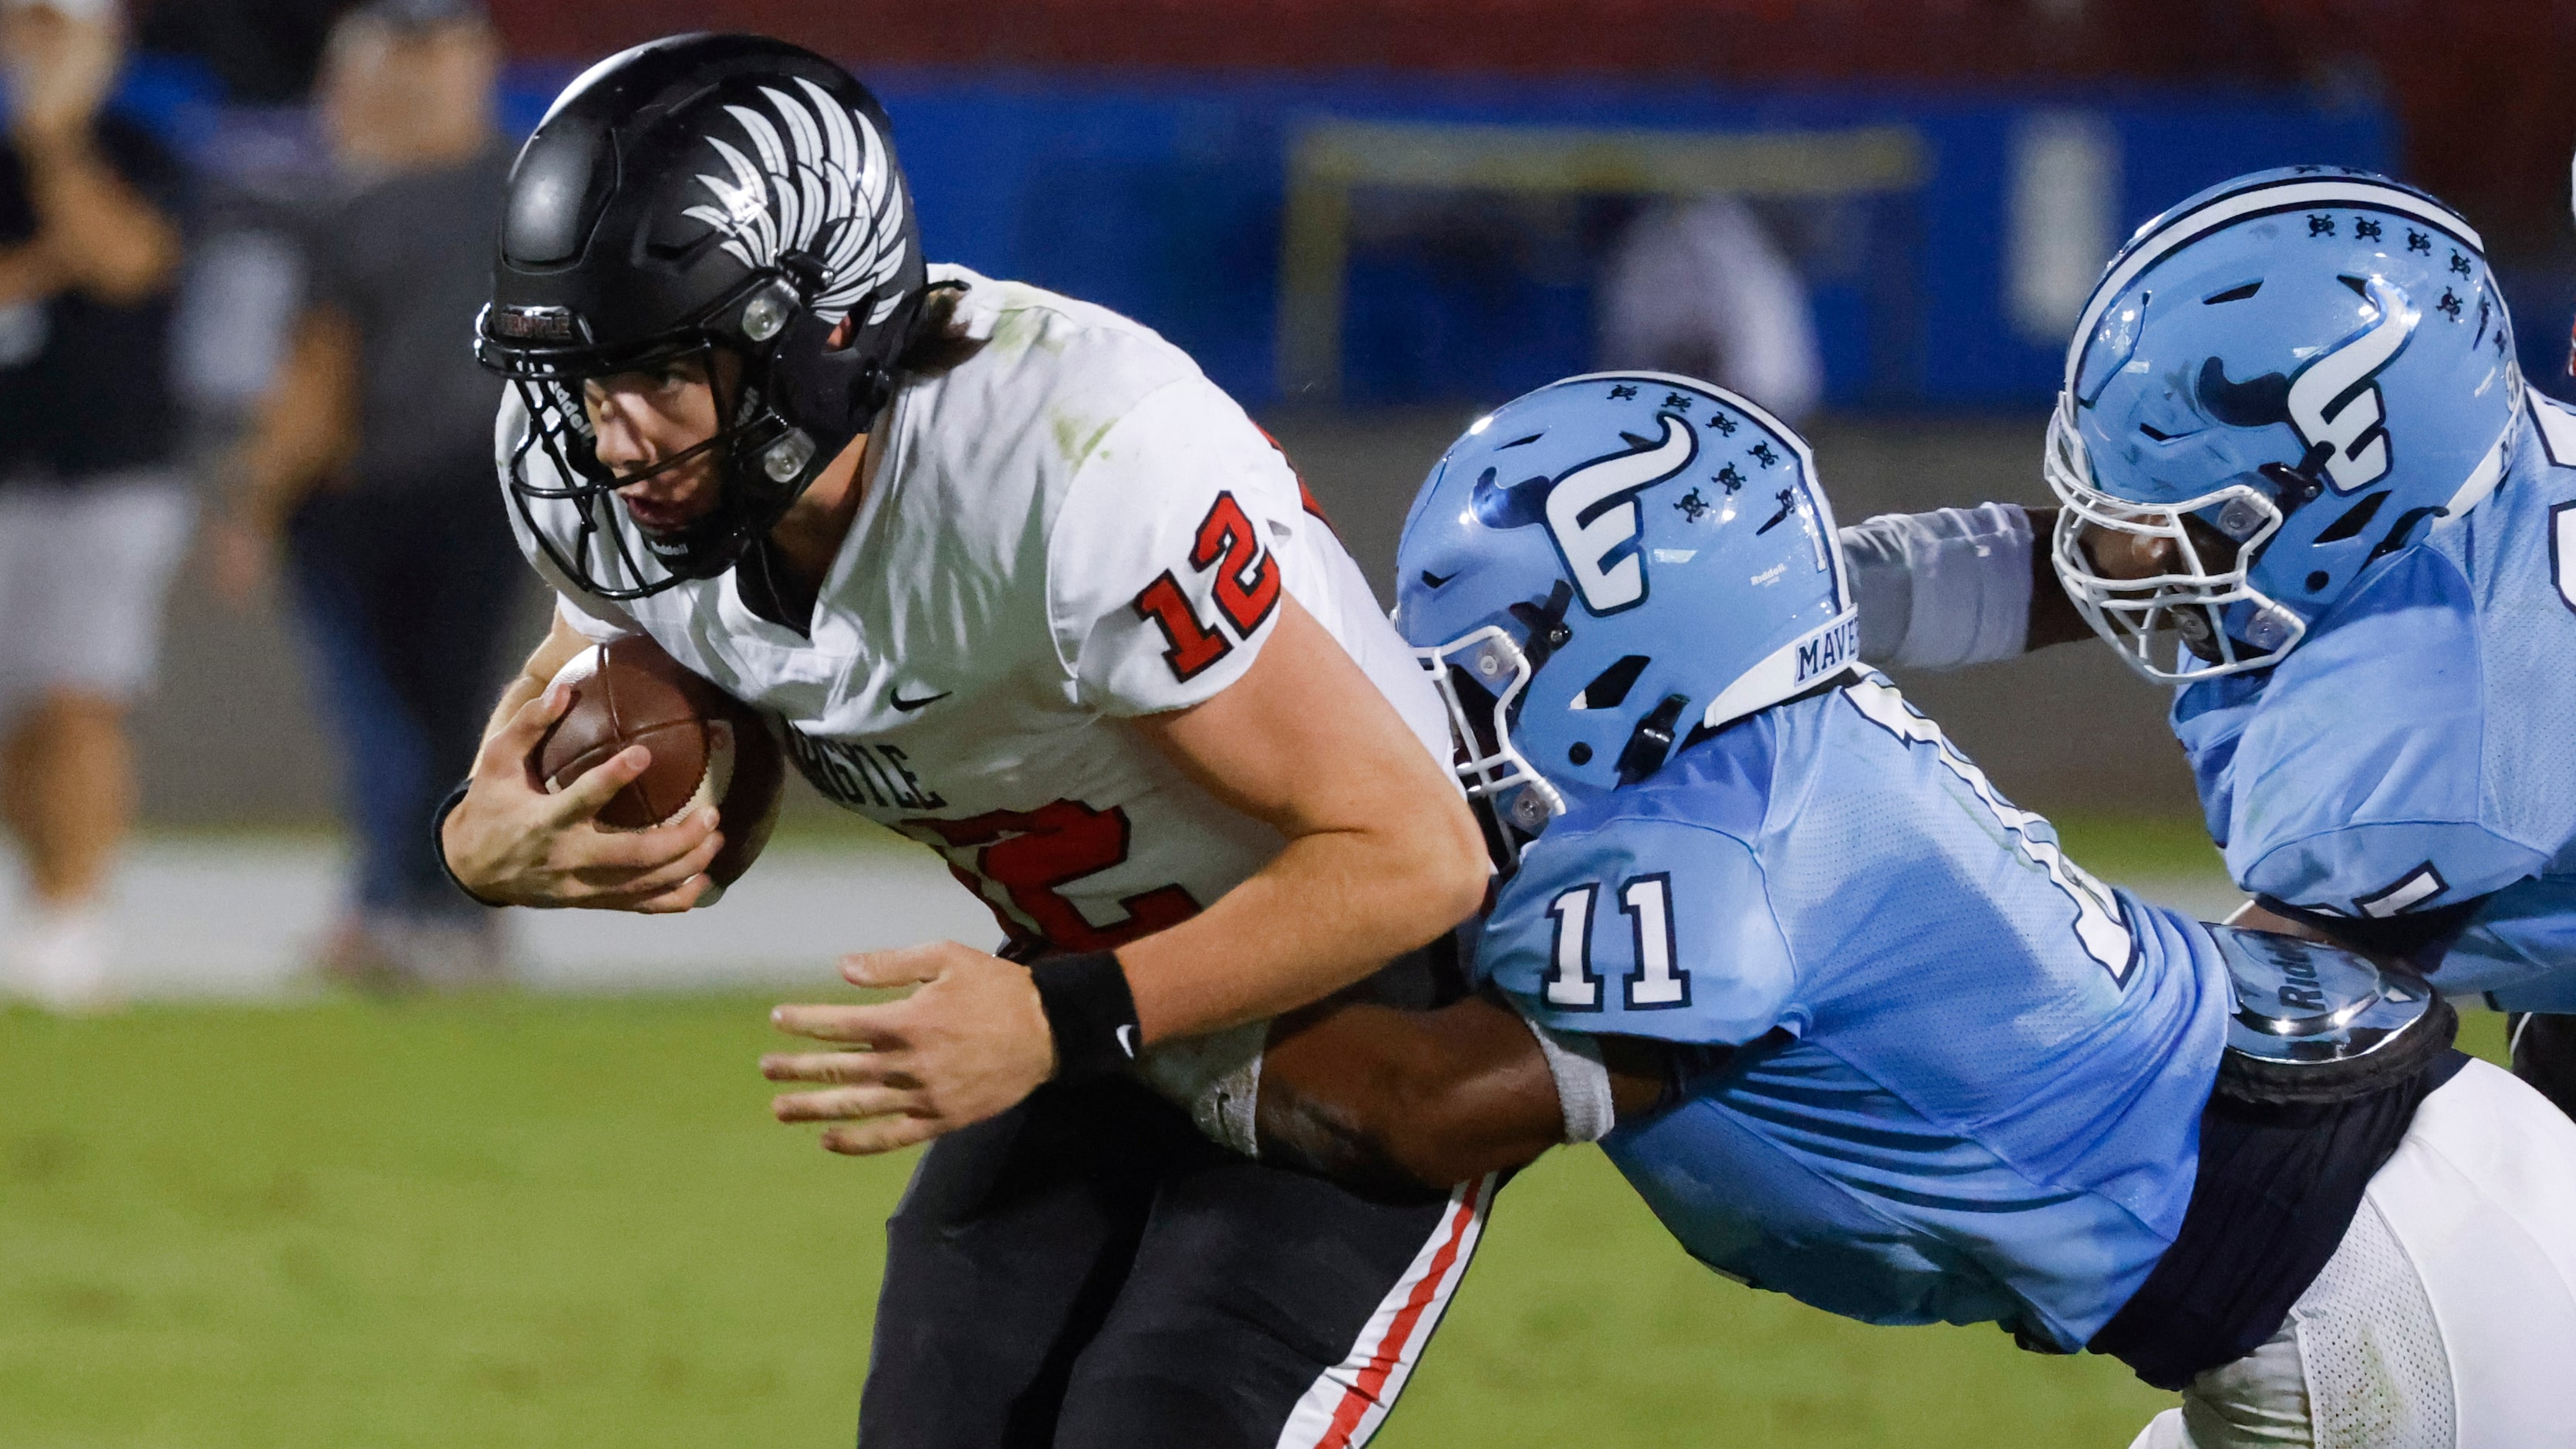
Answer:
[
  {"left": 2509, "top": 1012, "right": 2576, "bottom": 1123},
  {"left": 857, "top": 1075, "right": 1498, "bottom": 1449}
]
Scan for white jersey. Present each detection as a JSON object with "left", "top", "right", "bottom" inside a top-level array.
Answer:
[{"left": 500, "top": 265, "right": 1449, "bottom": 955}]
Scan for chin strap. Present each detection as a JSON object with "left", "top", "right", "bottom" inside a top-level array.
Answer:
[
  {"left": 773, "top": 276, "right": 963, "bottom": 436},
  {"left": 2253, "top": 440, "right": 2334, "bottom": 519},
  {"left": 1615, "top": 693, "right": 1690, "bottom": 785},
  {"left": 1505, "top": 581, "right": 1576, "bottom": 676}
]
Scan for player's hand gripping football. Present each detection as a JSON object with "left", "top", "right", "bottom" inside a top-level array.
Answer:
[
  {"left": 439, "top": 682, "right": 725, "bottom": 912},
  {"left": 764, "top": 942, "right": 1058, "bottom": 1153}
]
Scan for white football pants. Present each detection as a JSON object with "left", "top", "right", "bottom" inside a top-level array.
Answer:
[{"left": 2129, "top": 1057, "right": 2576, "bottom": 1447}]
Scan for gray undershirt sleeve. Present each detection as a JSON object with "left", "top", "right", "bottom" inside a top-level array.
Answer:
[{"left": 1838, "top": 503, "right": 2036, "bottom": 670}]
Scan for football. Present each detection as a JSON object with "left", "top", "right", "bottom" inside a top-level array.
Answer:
[{"left": 532, "top": 635, "right": 785, "bottom": 896}]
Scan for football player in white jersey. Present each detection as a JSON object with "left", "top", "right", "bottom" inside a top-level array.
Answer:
[{"left": 439, "top": 36, "right": 1491, "bottom": 1449}]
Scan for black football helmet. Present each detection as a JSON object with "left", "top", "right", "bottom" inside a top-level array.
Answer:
[{"left": 475, "top": 33, "right": 930, "bottom": 598}]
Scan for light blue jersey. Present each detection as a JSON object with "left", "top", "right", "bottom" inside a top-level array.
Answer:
[
  {"left": 2173, "top": 394, "right": 2576, "bottom": 1010},
  {"left": 1474, "top": 673, "right": 2230, "bottom": 1351}
]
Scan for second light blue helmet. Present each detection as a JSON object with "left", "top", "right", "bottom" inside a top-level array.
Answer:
[
  {"left": 1396, "top": 373, "right": 1855, "bottom": 855},
  {"left": 2048, "top": 167, "right": 2522, "bottom": 682}
]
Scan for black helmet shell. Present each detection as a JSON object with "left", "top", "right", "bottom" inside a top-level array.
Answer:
[{"left": 478, "top": 33, "right": 930, "bottom": 597}]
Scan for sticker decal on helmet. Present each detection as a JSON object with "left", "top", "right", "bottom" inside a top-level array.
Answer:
[
  {"left": 1542, "top": 413, "right": 1697, "bottom": 616},
  {"left": 2285, "top": 275, "right": 2416, "bottom": 492},
  {"left": 684, "top": 78, "right": 912, "bottom": 325}
]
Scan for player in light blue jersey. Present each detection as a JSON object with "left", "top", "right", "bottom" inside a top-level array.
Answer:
[
  {"left": 1839, "top": 169, "right": 2576, "bottom": 1116},
  {"left": 1232, "top": 373, "right": 2576, "bottom": 1447}
]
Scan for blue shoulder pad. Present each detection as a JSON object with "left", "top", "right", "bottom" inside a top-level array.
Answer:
[
  {"left": 2182, "top": 545, "right": 2541, "bottom": 911},
  {"left": 1480, "top": 812, "right": 1798, "bottom": 1045}
]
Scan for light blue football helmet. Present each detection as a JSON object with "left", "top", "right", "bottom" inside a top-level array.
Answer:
[
  {"left": 2048, "top": 167, "right": 2523, "bottom": 682},
  {"left": 1395, "top": 372, "right": 1855, "bottom": 856}
]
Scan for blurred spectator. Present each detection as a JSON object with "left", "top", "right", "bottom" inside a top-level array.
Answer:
[
  {"left": 211, "top": 0, "right": 518, "bottom": 989},
  {"left": 0, "top": 0, "right": 188, "bottom": 1011},
  {"left": 1597, "top": 194, "right": 1825, "bottom": 424},
  {"left": 134, "top": 0, "right": 359, "bottom": 106}
]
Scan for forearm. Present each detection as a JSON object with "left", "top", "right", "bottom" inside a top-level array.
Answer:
[
  {"left": 481, "top": 611, "right": 593, "bottom": 746},
  {"left": 230, "top": 312, "right": 360, "bottom": 523},
  {"left": 2021, "top": 507, "right": 2093, "bottom": 650},
  {"left": 1118, "top": 826, "right": 1484, "bottom": 1044},
  {"left": 1258, "top": 997, "right": 1575, "bottom": 1191},
  {"left": 1117, "top": 596, "right": 1489, "bottom": 1044},
  {"left": 19, "top": 134, "right": 178, "bottom": 303},
  {"left": 1255, "top": 994, "right": 1668, "bottom": 1191},
  {"left": 1842, "top": 503, "right": 2088, "bottom": 668}
]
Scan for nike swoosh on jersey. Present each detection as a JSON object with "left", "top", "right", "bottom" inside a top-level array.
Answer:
[{"left": 890, "top": 690, "right": 952, "bottom": 712}]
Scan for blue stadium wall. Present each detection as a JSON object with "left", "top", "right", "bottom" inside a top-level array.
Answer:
[
  {"left": 258, "top": 63, "right": 2384, "bottom": 412},
  {"left": 761, "top": 74, "right": 2385, "bottom": 411}
]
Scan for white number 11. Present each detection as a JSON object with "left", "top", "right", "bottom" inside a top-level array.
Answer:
[{"left": 1545, "top": 875, "right": 1689, "bottom": 1011}]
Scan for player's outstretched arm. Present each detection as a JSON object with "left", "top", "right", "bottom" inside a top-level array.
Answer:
[
  {"left": 1255, "top": 994, "right": 1670, "bottom": 1192},
  {"left": 437, "top": 610, "right": 724, "bottom": 912},
  {"left": 1842, "top": 503, "right": 2089, "bottom": 669},
  {"left": 2022, "top": 508, "right": 2094, "bottom": 651},
  {"left": 765, "top": 985, "right": 1667, "bottom": 1181}
]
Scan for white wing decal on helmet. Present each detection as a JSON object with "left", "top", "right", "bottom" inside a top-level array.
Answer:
[{"left": 683, "top": 77, "right": 911, "bottom": 323}]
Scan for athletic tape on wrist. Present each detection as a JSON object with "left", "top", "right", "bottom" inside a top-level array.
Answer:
[
  {"left": 1030, "top": 950, "right": 1144, "bottom": 1082},
  {"left": 430, "top": 781, "right": 506, "bottom": 908},
  {"left": 1523, "top": 1017, "right": 1616, "bottom": 1143}
]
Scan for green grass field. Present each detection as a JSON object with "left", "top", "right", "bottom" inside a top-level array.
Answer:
[{"left": 0, "top": 990, "right": 2511, "bottom": 1447}]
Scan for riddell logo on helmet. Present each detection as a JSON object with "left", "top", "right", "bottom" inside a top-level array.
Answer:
[{"left": 491, "top": 306, "right": 582, "bottom": 343}]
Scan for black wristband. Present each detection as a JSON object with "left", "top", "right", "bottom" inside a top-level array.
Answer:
[
  {"left": 431, "top": 781, "right": 506, "bottom": 908},
  {"left": 1028, "top": 950, "right": 1143, "bottom": 1082}
]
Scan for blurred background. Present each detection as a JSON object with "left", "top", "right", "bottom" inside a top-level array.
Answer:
[
  {"left": 2, "top": 2, "right": 2563, "bottom": 1444},
  {"left": 49, "top": 0, "right": 2568, "bottom": 998}
]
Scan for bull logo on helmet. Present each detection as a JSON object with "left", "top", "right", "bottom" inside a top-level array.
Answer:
[
  {"left": 2286, "top": 275, "right": 2418, "bottom": 492},
  {"left": 1467, "top": 413, "right": 1698, "bottom": 616},
  {"left": 2195, "top": 275, "right": 2418, "bottom": 495}
]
